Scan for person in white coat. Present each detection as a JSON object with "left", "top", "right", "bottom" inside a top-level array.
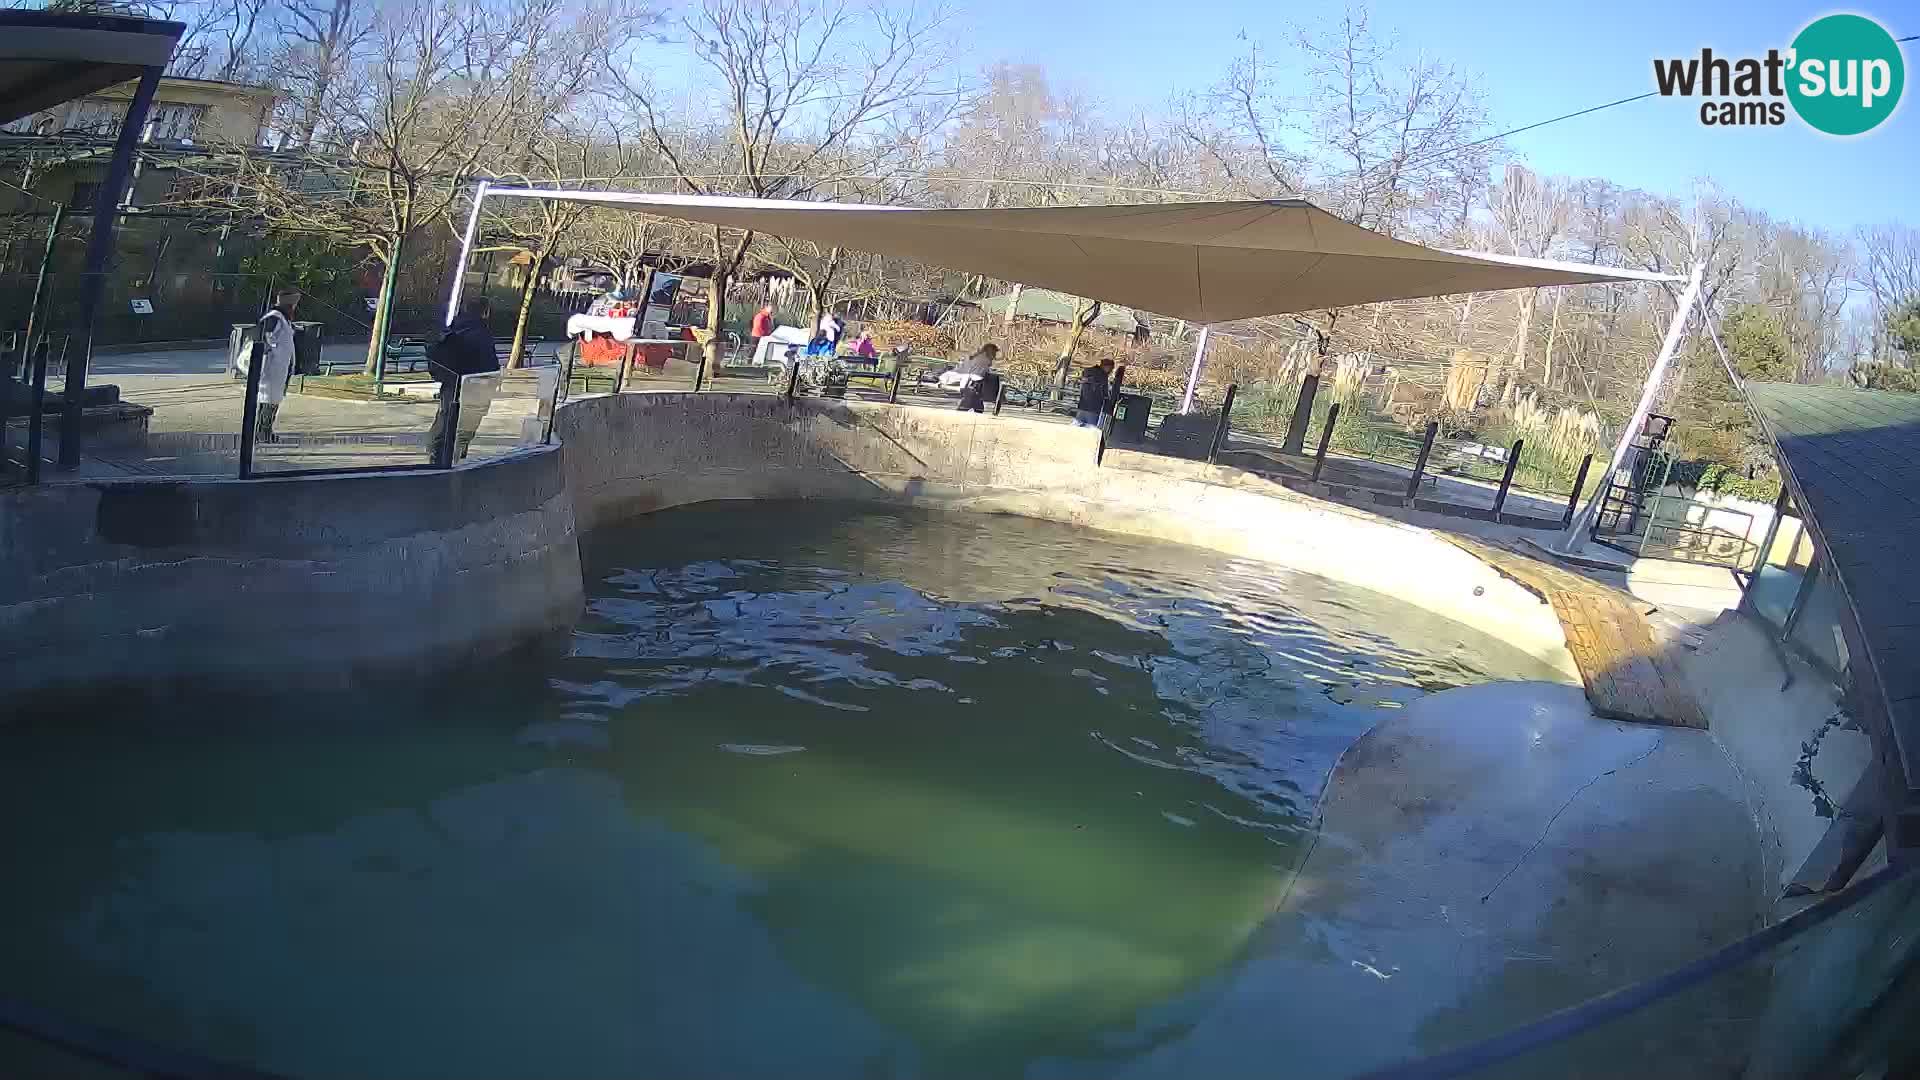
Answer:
[{"left": 255, "top": 289, "right": 301, "bottom": 443}]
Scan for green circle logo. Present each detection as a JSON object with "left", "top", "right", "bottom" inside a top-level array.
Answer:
[{"left": 1787, "top": 13, "right": 1904, "bottom": 135}]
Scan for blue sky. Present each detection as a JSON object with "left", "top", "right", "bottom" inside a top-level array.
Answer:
[{"left": 962, "top": 0, "right": 1916, "bottom": 234}]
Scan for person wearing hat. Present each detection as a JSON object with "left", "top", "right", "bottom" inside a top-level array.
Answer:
[{"left": 254, "top": 288, "right": 302, "bottom": 443}]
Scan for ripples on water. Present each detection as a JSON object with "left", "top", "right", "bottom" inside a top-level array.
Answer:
[{"left": 0, "top": 501, "right": 1561, "bottom": 1080}]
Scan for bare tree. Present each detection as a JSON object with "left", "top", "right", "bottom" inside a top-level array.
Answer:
[
  {"left": 185, "top": 0, "right": 601, "bottom": 373},
  {"left": 1487, "top": 164, "right": 1569, "bottom": 402},
  {"left": 1858, "top": 223, "right": 1920, "bottom": 363},
  {"left": 276, "top": 0, "right": 372, "bottom": 150},
  {"left": 608, "top": 0, "right": 962, "bottom": 365}
]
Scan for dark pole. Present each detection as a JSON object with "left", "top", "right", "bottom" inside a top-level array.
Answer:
[
  {"left": 237, "top": 328, "right": 265, "bottom": 479},
  {"left": 1492, "top": 438, "right": 1524, "bottom": 520},
  {"left": 1207, "top": 382, "right": 1238, "bottom": 464},
  {"left": 1405, "top": 421, "right": 1439, "bottom": 500},
  {"left": 887, "top": 364, "right": 902, "bottom": 404},
  {"left": 992, "top": 380, "right": 1006, "bottom": 416},
  {"left": 60, "top": 67, "right": 161, "bottom": 469},
  {"left": 1563, "top": 454, "right": 1595, "bottom": 527},
  {"left": 433, "top": 380, "right": 461, "bottom": 468},
  {"left": 1282, "top": 372, "right": 1321, "bottom": 456},
  {"left": 20, "top": 202, "right": 63, "bottom": 389},
  {"left": 692, "top": 355, "right": 706, "bottom": 393},
  {"left": 613, "top": 343, "right": 633, "bottom": 394},
  {"left": 631, "top": 266, "right": 656, "bottom": 341},
  {"left": 24, "top": 337, "right": 61, "bottom": 484},
  {"left": 1311, "top": 402, "right": 1340, "bottom": 482},
  {"left": 785, "top": 357, "right": 800, "bottom": 402},
  {"left": 1745, "top": 487, "right": 1791, "bottom": 585}
]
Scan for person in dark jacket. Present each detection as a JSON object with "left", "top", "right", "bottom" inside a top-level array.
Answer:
[
  {"left": 426, "top": 297, "right": 500, "bottom": 461},
  {"left": 1074, "top": 357, "right": 1115, "bottom": 427}
]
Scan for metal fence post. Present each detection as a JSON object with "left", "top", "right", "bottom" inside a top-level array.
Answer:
[
  {"left": 1207, "top": 382, "right": 1238, "bottom": 464},
  {"left": 613, "top": 343, "right": 633, "bottom": 394},
  {"left": 237, "top": 329, "right": 266, "bottom": 478},
  {"left": 1311, "top": 403, "right": 1340, "bottom": 482},
  {"left": 887, "top": 364, "right": 903, "bottom": 403},
  {"left": 433, "top": 378, "right": 461, "bottom": 468},
  {"left": 1405, "top": 421, "right": 1439, "bottom": 499},
  {"left": 785, "top": 359, "right": 800, "bottom": 402},
  {"left": 1492, "top": 438, "right": 1524, "bottom": 520},
  {"left": 24, "top": 337, "right": 57, "bottom": 484},
  {"left": 992, "top": 380, "right": 1006, "bottom": 416},
  {"left": 692, "top": 354, "right": 707, "bottom": 393},
  {"left": 1563, "top": 454, "right": 1595, "bottom": 527}
]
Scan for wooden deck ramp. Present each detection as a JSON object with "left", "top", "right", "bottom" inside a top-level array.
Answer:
[{"left": 1438, "top": 534, "right": 1705, "bottom": 729}]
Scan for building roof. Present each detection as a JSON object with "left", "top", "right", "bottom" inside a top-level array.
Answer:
[
  {"left": 0, "top": 11, "right": 183, "bottom": 127},
  {"left": 482, "top": 189, "right": 1681, "bottom": 325},
  {"left": 976, "top": 288, "right": 1146, "bottom": 333},
  {"left": 1745, "top": 381, "right": 1920, "bottom": 846}
]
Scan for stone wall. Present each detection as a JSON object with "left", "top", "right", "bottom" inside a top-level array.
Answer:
[
  {"left": 556, "top": 392, "right": 1578, "bottom": 677},
  {"left": 0, "top": 446, "right": 583, "bottom": 703}
]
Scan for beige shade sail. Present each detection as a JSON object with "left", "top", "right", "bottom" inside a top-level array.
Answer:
[{"left": 491, "top": 188, "right": 1681, "bottom": 325}]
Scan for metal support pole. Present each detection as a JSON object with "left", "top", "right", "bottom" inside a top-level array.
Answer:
[
  {"left": 992, "top": 381, "right": 1006, "bottom": 416},
  {"left": 1406, "top": 421, "right": 1439, "bottom": 499},
  {"left": 1558, "top": 261, "right": 1705, "bottom": 552},
  {"left": 631, "top": 266, "right": 657, "bottom": 341},
  {"left": 692, "top": 355, "right": 707, "bottom": 393},
  {"left": 237, "top": 328, "right": 266, "bottom": 479},
  {"left": 1311, "top": 403, "right": 1340, "bottom": 482},
  {"left": 1745, "top": 487, "right": 1791, "bottom": 588},
  {"left": 887, "top": 364, "right": 903, "bottom": 404},
  {"left": 1563, "top": 455, "right": 1595, "bottom": 527},
  {"left": 444, "top": 180, "right": 490, "bottom": 325},
  {"left": 20, "top": 202, "right": 63, "bottom": 388},
  {"left": 1492, "top": 439, "right": 1524, "bottom": 520},
  {"left": 785, "top": 358, "right": 800, "bottom": 402},
  {"left": 24, "top": 337, "right": 58, "bottom": 484},
  {"left": 1207, "top": 383, "right": 1238, "bottom": 464},
  {"left": 1283, "top": 372, "right": 1321, "bottom": 456},
  {"left": 60, "top": 67, "right": 161, "bottom": 469},
  {"left": 433, "top": 378, "right": 461, "bottom": 468},
  {"left": 1779, "top": 552, "right": 1823, "bottom": 642},
  {"left": 1179, "top": 325, "right": 1211, "bottom": 414},
  {"left": 613, "top": 343, "right": 633, "bottom": 395}
]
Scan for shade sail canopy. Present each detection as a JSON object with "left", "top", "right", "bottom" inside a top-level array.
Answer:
[
  {"left": 0, "top": 11, "right": 183, "bottom": 127},
  {"left": 497, "top": 188, "right": 1681, "bottom": 324}
]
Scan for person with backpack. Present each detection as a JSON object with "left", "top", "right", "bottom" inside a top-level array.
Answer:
[
  {"left": 426, "top": 297, "right": 501, "bottom": 462},
  {"left": 253, "top": 289, "right": 301, "bottom": 443}
]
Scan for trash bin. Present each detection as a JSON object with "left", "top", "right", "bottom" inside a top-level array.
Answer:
[
  {"left": 1111, "top": 392, "right": 1151, "bottom": 443},
  {"left": 230, "top": 320, "right": 326, "bottom": 378},
  {"left": 293, "top": 321, "right": 324, "bottom": 374}
]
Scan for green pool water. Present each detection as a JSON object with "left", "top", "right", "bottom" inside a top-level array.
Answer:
[{"left": 0, "top": 501, "right": 1564, "bottom": 1079}]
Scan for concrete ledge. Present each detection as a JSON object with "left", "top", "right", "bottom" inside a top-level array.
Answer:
[{"left": 1, "top": 445, "right": 583, "bottom": 703}]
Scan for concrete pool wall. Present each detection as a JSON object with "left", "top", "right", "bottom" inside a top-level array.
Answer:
[
  {"left": 3, "top": 390, "right": 1578, "bottom": 698},
  {"left": 556, "top": 392, "right": 1580, "bottom": 679},
  {"left": 0, "top": 447, "right": 582, "bottom": 702}
]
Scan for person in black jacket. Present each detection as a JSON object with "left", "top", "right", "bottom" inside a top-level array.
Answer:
[
  {"left": 426, "top": 297, "right": 500, "bottom": 461},
  {"left": 1074, "top": 357, "right": 1115, "bottom": 427}
]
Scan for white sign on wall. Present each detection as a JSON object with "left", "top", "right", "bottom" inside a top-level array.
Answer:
[{"left": 130, "top": 299, "right": 154, "bottom": 315}]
